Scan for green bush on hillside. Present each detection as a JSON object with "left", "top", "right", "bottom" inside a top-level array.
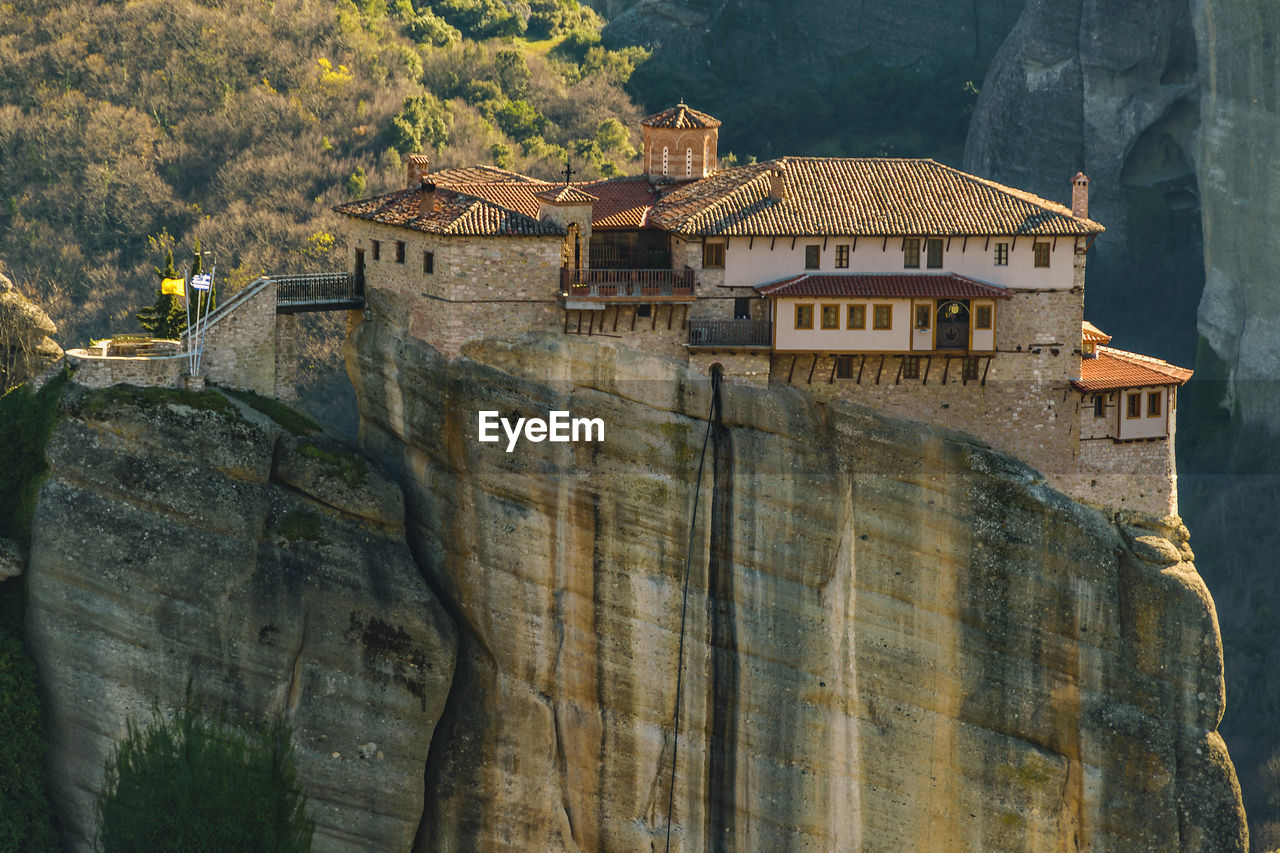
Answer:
[
  {"left": 0, "top": 368, "right": 68, "bottom": 544},
  {"left": 94, "top": 707, "right": 313, "bottom": 853}
]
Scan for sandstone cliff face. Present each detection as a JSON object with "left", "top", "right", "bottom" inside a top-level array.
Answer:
[
  {"left": 24, "top": 386, "right": 456, "bottom": 852},
  {"left": 0, "top": 272, "right": 63, "bottom": 391},
  {"left": 347, "top": 315, "right": 1246, "bottom": 852}
]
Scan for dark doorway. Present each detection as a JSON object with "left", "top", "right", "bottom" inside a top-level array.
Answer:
[
  {"left": 354, "top": 249, "right": 366, "bottom": 294},
  {"left": 935, "top": 300, "right": 969, "bottom": 350}
]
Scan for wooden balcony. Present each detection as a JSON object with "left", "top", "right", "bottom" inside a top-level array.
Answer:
[
  {"left": 688, "top": 319, "right": 773, "bottom": 349},
  {"left": 560, "top": 267, "right": 695, "bottom": 301}
]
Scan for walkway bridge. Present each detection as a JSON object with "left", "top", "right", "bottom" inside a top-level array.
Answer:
[{"left": 273, "top": 272, "right": 363, "bottom": 313}]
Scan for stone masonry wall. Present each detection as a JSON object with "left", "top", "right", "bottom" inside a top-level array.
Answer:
[
  {"left": 65, "top": 352, "right": 187, "bottom": 389},
  {"left": 198, "top": 279, "right": 278, "bottom": 396},
  {"left": 273, "top": 313, "right": 299, "bottom": 402}
]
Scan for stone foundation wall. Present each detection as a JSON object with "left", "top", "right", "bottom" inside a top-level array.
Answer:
[
  {"left": 273, "top": 314, "right": 299, "bottom": 402},
  {"left": 65, "top": 351, "right": 187, "bottom": 389},
  {"left": 197, "top": 280, "right": 278, "bottom": 396}
]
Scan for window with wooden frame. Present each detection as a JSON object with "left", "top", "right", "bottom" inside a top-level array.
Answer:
[
  {"left": 847, "top": 304, "right": 866, "bottom": 329},
  {"left": 1147, "top": 391, "right": 1162, "bottom": 417},
  {"left": 872, "top": 304, "right": 892, "bottom": 330},
  {"left": 962, "top": 356, "right": 980, "bottom": 381},
  {"left": 820, "top": 304, "right": 840, "bottom": 329},
  {"left": 974, "top": 304, "right": 992, "bottom": 329},
  {"left": 423, "top": 251, "right": 434, "bottom": 274},
  {"left": 395, "top": 240, "right": 406, "bottom": 263},
  {"left": 1034, "top": 242, "right": 1050, "bottom": 267},
  {"left": 702, "top": 241, "right": 725, "bottom": 268},
  {"left": 926, "top": 238, "right": 943, "bottom": 268},
  {"left": 835, "top": 244, "right": 850, "bottom": 268},
  {"left": 1093, "top": 394, "right": 1106, "bottom": 417},
  {"left": 371, "top": 240, "right": 381, "bottom": 261},
  {"left": 994, "top": 242, "right": 1008, "bottom": 265},
  {"left": 835, "top": 355, "right": 853, "bottom": 379},
  {"left": 903, "top": 238, "right": 920, "bottom": 268},
  {"left": 804, "top": 245, "right": 820, "bottom": 269},
  {"left": 1126, "top": 392, "right": 1141, "bottom": 418},
  {"left": 902, "top": 356, "right": 921, "bottom": 379},
  {"left": 914, "top": 304, "right": 931, "bottom": 330},
  {"left": 795, "top": 304, "right": 813, "bottom": 329}
]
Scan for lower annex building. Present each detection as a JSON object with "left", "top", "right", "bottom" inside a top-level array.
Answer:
[{"left": 335, "top": 104, "right": 1192, "bottom": 518}]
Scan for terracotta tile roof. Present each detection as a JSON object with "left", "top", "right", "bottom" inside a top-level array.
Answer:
[
  {"left": 1073, "top": 346, "right": 1193, "bottom": 392},
  {"left": 755, "top": 273, "right": 1012, "bottom": 300},
  {"left": 1082, "top": 320, "right": 1112, "bottom": 344},
  {"left": 428, "top": 165, "right": 538, "bottom": 184},
  {"left": 534, "top": 185, "right": 599, "bottom": 204},
  {"left": 435, "top": 171, "right": 661, "bottom": 230},
  {"left": 651, "top": 157, "right": 1106, "bottom": 237},
  {"left": 333, "top": 185, "right": 563, "bottom": 237},
  {"left": 641, "top": 103, "right": 721, "bottom": 129}
]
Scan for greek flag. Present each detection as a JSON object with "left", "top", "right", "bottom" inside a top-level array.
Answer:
[{"left": 191, "top": 273, "right": 212, "bottom": 291}]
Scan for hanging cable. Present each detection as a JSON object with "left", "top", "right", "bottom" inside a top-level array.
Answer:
[{"left": 664, "top": 368, "right": 720, "bottom": 853}]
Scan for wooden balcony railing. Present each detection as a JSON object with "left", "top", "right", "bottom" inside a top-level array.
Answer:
[
  {"left": 561, "top": 267, "right": 695, "bottom": 299},
  {"left": 688, "top": 319, "right": 773, "bottom": 348}
]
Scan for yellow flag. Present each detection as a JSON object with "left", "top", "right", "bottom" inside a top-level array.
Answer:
[{"left": 160, "top": 277, "right": 185, "bottom": 296}]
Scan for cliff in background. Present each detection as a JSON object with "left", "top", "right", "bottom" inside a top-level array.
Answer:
[
  {"left": 23, "top": 386, "right": 455, "bottom": 852},
  {"left": 346, "top": 305, "right": 1246, "bottom": 850}
]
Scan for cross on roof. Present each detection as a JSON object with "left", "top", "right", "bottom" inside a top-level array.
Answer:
[{"left": 561, "top": 158, "right": 575, "bottom": 184}]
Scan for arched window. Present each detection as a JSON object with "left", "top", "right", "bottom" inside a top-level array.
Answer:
[
  {"left": 662, "top": 146, "right": 669, "bottom": 176},
  {"left": 686, "top": 148, "right": 693, "bottom": 177}
]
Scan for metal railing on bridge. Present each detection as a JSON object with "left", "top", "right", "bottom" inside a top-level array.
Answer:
[
  {"left": 274, "top": 272, "right": 363, "bottom": 313},
  {"left": 687, "top": 319, "right": 773, "bottom": 348},
  {"left": 561, "top": 267, "right": 695, "bottom": 299}
]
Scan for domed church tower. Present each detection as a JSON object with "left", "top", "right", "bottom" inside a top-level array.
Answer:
[{"left": 640, "top": 103, "right": 720, "bottom": 180}]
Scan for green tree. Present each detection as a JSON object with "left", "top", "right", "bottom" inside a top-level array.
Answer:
[
  {"left": 386, "top": 93, "right": 450, "bottom": 155},
  {"left": 134, "top": 249, "right": 187, "bottom": 340},
  {"left": 94, "top": 706, "right": 313, "bottom": 853}
]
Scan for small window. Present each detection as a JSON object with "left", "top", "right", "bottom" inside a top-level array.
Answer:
[
  {"left": 423, "top": 250, "right": 434, "bottom": 274},
  {"left": 395, "top": 240, "right": 406, "bottom": 263},
  {"left": 1034, "top": 242, "right": 1050, "bottom": 267},
  {"left": 994, "top": 242, "right": 1008, "bottom": 266},
  {"left": 835, "top": 244, "right": 850, "bottom": 268},
  {"left": 1148, "top": 391, "right": 1162, "bottom": 417},
  {"left": 804, "top": 245, "right": 820, "bottom": 269},
  {"left": 915, "top": 304, "right": 931, "bottom": 330},
  {"left": 963, "top": 357, "right": 980, "bottom": 381},
  {"left": 835, "top": 355, "right": 853, "bottom": 379},
  {"left": 1126, "top": 392, "right": 1141, "bottom": 419},
  {"left": 872, "top": 304, "right": 892, "bottom": 330},
  {"left": 637, "top": 303, "right": 652, "bottom": 318},
  {"left": 371, "top": 240, "right": 381, "bottom": 261},
  {"left": 686, "top": 148, "right": 693, "bottom": 177},
  {"left": 703, "top": 241, "right": 725, "bottom": 268},
  {"left": 902, "top": 356, "right": 921, "bottom": 380},
  {"left": 926, "top": 238, "right": 943, "bottom": 269},
  {"left": 733, "top": 297, "right": 751, "bottom": 320},
  {"left": 820, "top": 304, "right": 840, "bottom": 329},
  {"left": 795, "top": 304, "right": 813, "bottom": 329},
  {"left": 974, "top": 305, "right": 992, "bottom": 329},
  {"left": 1093, "top": 394, "right": 1106, "bottom": 418},
  {"left": 847, "top": 304, "right": 865, "bottom": 329},
  {"left": 903, "top": 238, "right": 920, "bottom": 269}
]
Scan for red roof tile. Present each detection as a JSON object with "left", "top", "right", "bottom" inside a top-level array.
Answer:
[
  {"left": 755, "top": 273, "right": 1013, "bottom": 300},
  {"left": 651, "top": 157, "right": 1105, "bottom": 237},
  {"left": 333, "top": 185, "right": 562, "bottom": 237},
  {"left": 534, "top": 185, "right": 599, "bottom": 204},
  {"left": 1082, "top": 321, "right": 1111, "bottom": 344},
  {"left": 1073, "top": 346, "right": 1193, "bottom": 392},
  {"left": 641, "top": 103, "right": 721, "bottom": 129}
]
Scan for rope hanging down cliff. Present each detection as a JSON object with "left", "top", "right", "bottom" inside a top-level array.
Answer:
[{"left": 664, "top": 367, "right": 721, "bottom": 853}]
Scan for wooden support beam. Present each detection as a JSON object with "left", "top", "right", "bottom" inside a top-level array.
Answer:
[
  {"left": 894, "top": 356, "right": 904, "bottom": 384},
  {"left": 576, "top": 311, "right": 583, "bottom": 334},
  {"left": 875, "top": 354, "right": 885, "bottom": 384},
  {"left": 1053, "top": 235, "right": 1059, "bottom": 250},
  {"left": 630, "top": 307, "right": 637, "bottom": 331},
  {"left": 771, "top": 236, "right": 777, "bottom": 251},
  {"left": 852, "top": 237, "right": 858, "bottom": 251},
  {"left": 787, "top": 354, "right": 797, "bottom": 383},
  {"left": 651, "top": 307, "right": 658, "bottom": 330},
  {"left": 681, "top": 305, "right": 689, "bottom": 330},
  {"left": 807, "top": 354, "right": 817, "bottom": 384},
  {"left": 563, "top": 310, "right": 570, "bottom": 334},
  {"left": 922, "top": 355, "right": 933, "bottom": 385},
  {"left": 882, "top": 236, "right": 888, "bottom": 252},
  {"left": 962, "top": 236, "right": 969, "bottom": 252},
  {"left": 749, "top": 235, "right": 754, "bottom": 249},
  {"left": 942, "top": 356, "right": 952, "bottom": 384},
  {"left": 946, "top": 236, "right": 952, "bottom": 252},
  {"left": 791, "top": 236, "right": 797, "bottom": 250},
  {"left": 666, "top": 304, "right": 674, "bottom": 330},
  {"left": 587, "top": 311, "right": 595, "bottom": 335},
  {"left": 981, "top": 356, "right": 992, "bottom": 386},
  {"left": 828, "top": 357, "right": 837, "bottom": 384},
  {"left": 983, "top": 236, "right": 990, "bottom": 251},
  {"left": 823, "top": 236, "right": 828, "bottom": 250},
  {"left": 857, "top": 354, "right": 866, "bottom": 384}
]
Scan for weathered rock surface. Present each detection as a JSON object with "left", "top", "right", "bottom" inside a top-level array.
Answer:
[
  {"left": 0, "top": 536, "right": 22, "bottom": 579},
  {"left": 1191, "top": 0, "right": 1280, "bottom": 426},
  {"left": 347, "top": 319, "right": 1246, "bottom": 852},
  {"left": 0, "top": 271, "right": 63, "bottom": 390},
  {"left": 24, "top": 386, "right": 456, "bottom": 852}
]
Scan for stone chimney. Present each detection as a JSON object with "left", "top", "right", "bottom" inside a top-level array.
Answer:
[
  {"left": 418, "top": 181, "right": 437, "bottom": 213},
  {"left": 769, "top": 162, "right": 787, "bottom": 202},
  {"left": 1071, "top": 172, "right": 1090, "bottom": 219},
  {"left": 407, "top": 154, "right": 431, "bottom": 188}
]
